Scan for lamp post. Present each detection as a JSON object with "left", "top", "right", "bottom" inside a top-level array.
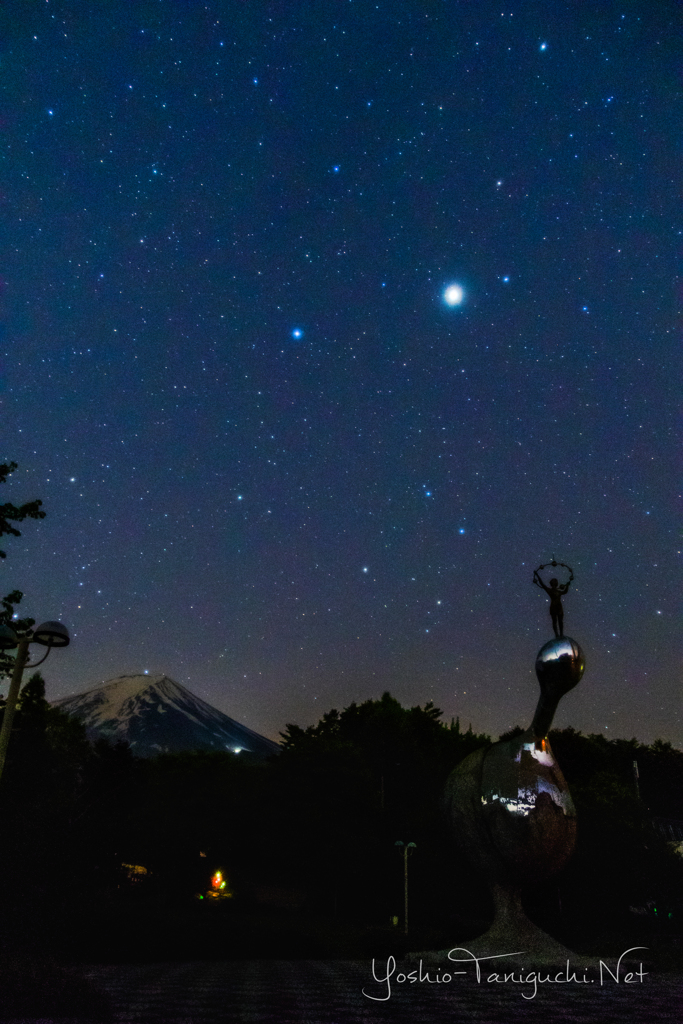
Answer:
[
  {"left": 0, "top": 619, "right": 70, "bottom": 785},
  {"left": 394, "top": 840, "right": 416, "bottom": 936}
]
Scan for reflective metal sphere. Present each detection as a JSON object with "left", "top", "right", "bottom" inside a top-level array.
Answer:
[{"left": 535, "top": 636, "right": 584, "bottom": 696}]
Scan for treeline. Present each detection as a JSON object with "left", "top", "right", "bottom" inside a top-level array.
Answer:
[{"left": 0, "top": 681, "right": 681, "bottom": 958}]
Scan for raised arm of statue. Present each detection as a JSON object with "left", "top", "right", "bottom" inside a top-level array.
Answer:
[{"left": 533, "top": 570, "right": 549, "bottom": 593}]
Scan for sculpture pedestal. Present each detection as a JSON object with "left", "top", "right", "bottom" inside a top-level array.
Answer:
[{"left": 448, "top": 883, "right": 576, "bottom": 964}]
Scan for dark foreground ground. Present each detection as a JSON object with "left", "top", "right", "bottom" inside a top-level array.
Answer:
[
  {"left": 1, "top": 951, "right": 682, "bottom": 1024},
  {"left": 1, "top": 904, "right": 681, "bottom": 1022},
  {"left": 6, "top": 957, "right": 679, "bottom": 1024}
]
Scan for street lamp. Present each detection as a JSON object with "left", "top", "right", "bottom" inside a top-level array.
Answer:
[
  {"left": 394, "top": 840, "right": 416, "bottom": 936},
  {"left": 0, "top": 619, "right": 70, "bottom": 784}
]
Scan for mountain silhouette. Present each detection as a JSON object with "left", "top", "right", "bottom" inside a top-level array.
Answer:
[{"left": 53, "top": 674, "right": 280, "bottom": 760}]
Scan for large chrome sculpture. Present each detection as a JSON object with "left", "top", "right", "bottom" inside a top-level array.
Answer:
[{"left": 442, "top": 564, "right": 584, "bottom": 959}]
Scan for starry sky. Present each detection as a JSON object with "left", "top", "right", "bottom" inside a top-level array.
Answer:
[{"left": 1, "top": 1, "right": 679, "bottom": 746}]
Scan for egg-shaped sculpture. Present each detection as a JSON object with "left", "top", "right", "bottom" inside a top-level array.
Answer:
[{"left": 441, "top": 636, "right": 585, "bottom": 958}]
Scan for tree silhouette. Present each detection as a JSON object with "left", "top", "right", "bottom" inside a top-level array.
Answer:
[
  {"left": 0, "top": 462, "right": 45, "bottom": 560},
  {"left": 0, "top": 462, "right": 46, "bottom": 673}
]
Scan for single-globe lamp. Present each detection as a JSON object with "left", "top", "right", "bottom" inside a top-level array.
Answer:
[{"left": 32, "top": 621, "right": 71, "bottom": 647}]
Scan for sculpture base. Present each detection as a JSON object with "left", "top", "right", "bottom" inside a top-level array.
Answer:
[{"left": 410, "top": 883, "right": 588, "bottom": 968}]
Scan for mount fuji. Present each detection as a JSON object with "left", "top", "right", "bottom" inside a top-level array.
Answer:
[{"left": 52, "top": 674, "right": 280, "bottom": 760}]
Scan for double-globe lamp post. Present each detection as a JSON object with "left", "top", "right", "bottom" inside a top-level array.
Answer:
[{"left": 0, "top": 619, "right": 70, "bottom": 785}]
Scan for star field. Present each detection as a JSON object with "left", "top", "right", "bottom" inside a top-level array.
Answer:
[{"left": 0, "top": 1, "right": 679, "bottom": 744}]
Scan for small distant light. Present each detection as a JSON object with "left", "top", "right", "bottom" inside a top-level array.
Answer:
[
  {"left": 292, "top": 328, "right": 303, "bottom": 339},
  {"left": 540, "top": 42, "right": 547, "bottom": 51},
  {"left": 253, "top": 78, "right": 258, "bottom": 84},
  {"left": 70, "top": 477, "right": 76, "bottom": 482},
  {"left": 144, "top": 669, "right": 149, "bottom": 674},
  {"left": 237, "top": 495, "right": 243, "bottom": 500},
  {"left": 47, "top": 109, "right": 54, "bottom": 116},
  {"left": 459, "top": 528, "right": 465, "bottom": 534},
  {"left": 333, "top": 165, "right": 340, "bottom": 172},
  {"left": 233, "top": 747, "right": 242, "bottom": 753},
  {"left": 502, "top": 276, "right": 510, "bottom": 283},
  {"left": 363, "top": 567, "right": 369, "bottom": 573}
]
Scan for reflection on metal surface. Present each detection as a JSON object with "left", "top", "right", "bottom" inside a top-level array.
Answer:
[
  {"left": 535, "top": 636, "right": 584, "bottom": 691},
  {"left": 480, "top": 732, "right": 576, "bottom": 826},
  {"left": 445, "top": 727, "right": 577, "bottom": 888}
]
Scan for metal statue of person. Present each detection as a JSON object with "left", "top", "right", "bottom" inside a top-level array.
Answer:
[{"left": 533, "top": 560, "right": 574, "bottom": 638}]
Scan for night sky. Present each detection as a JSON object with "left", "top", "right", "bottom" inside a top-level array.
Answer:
[{"left": 1, "top": 2, "right": 679, "bottom": 746}]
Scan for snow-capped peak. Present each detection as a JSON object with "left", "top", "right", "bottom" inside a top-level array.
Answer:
[{"left": 53, "top": 674, "right": 280, "bottom": 759}]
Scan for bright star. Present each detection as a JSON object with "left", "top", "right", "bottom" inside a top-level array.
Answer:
[
  {"left": 459, "top": 528, "right": 465, "bottom": 534},
  {"left": 292, "top": 328, "right": 303, "bottom": 339},
  {"left": 540, "top": 42, "right": 547, "bottom": 51},
  {"left": 362, "top": 567, "right": 368, "bottom": 573},
  {"left": 444, "top": 284, "right": 464, "bottom": 306},
  {"left": 502, "top": 276, "right": 510, "bottom": 283}
]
